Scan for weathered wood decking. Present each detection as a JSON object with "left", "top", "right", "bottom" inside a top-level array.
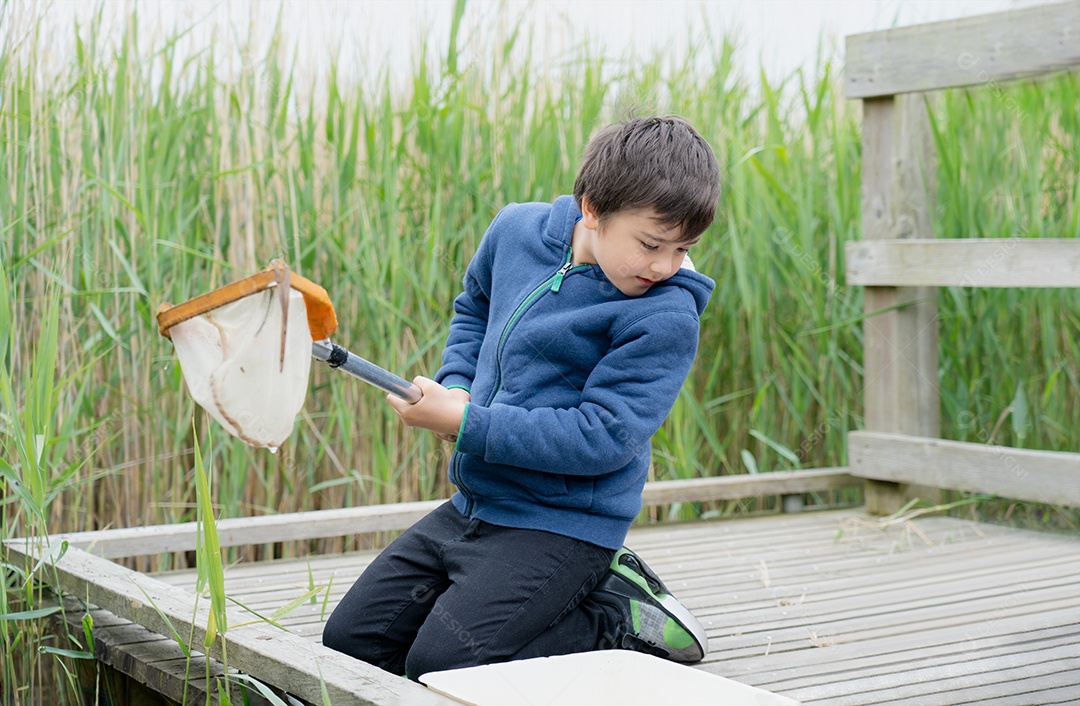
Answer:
[{"left": 57, "top": 506, "right": 1079, "bottom": 705}]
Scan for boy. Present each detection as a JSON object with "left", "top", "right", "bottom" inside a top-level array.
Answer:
[{"left": 323, "top": 115, "right": 720, "bottom": 680}]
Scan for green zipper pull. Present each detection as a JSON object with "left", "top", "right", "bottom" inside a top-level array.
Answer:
[{"left": 551, "top": 250, "right": 574, "bottom": 292}]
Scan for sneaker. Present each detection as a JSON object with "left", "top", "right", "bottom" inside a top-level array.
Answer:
[{"left": 591, "top": 547, "right": 708, "bottom": 663}]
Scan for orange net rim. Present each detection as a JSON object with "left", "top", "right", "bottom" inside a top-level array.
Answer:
[{"left": 156, "top": 260, "right": 338, "bottom": 341}]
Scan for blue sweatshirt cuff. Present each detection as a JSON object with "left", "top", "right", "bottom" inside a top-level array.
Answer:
[
  {"left": 437, "top": 373, "right": 473, "bottom": 393},
  {"left": 452, "top": 402, "right": 470, "bottom": 453},
  {"left": 456, "top": 403, "right": 491, "bottom": 458}
]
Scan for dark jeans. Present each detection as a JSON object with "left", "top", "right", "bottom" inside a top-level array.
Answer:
[{"left": 322, "top": 501, "right": 619, "bottom": 679}]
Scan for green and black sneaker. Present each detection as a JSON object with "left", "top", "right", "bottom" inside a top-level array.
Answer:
[{"left": 591, "top": 547, "right": 707, "bottom": 663}]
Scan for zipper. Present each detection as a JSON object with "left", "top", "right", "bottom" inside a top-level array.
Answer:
[
  {"left": 458, "top": 249, "right": 583, "bottom": 515},
  {"left": 449, "top": 451, "right": 473, "bottom": 514},
  {"left": 484, "top": 249, "right": 584, "bottom": 408},
  {"left": 550, "top": 250, "right": 574, "bottom": 292}
]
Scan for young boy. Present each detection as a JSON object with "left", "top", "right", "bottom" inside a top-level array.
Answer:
[{"left": 323, "top": 115, "right": 720, "bottom": 680}]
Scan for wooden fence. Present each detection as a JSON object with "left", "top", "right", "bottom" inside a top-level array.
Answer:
[{"left": 843, "top": 0, "right": 1080, "bottom": 514}]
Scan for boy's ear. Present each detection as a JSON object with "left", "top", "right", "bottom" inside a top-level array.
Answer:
[{"left": 580, "top": 196, "right": 600, "bottom": 230}]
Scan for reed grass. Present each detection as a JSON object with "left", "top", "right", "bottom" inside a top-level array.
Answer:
[
  {"left": 0, "top": 0, "right": 1074, "bottom": 554},
  {"left": 1, "top": 1, "right": 1077, "bottom": 701}
]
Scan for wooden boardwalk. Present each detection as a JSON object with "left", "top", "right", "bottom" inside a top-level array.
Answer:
[{"left": 138, "top": 507, "right": 1079, "bottom": 705}]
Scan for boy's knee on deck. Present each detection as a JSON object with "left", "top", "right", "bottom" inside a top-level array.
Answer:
[
  {"left": 321, "top": 612, "right": 374, "bottom": 663},
  {"left": 403, "top": 615, "right": 485, "bottom": 679}
]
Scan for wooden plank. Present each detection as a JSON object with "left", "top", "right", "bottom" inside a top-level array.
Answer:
[
  {"left": 54, "top": 608, "right": 211, "bottom": 702},
  {"left": 676, "top": 554, "right": 1069, "bottom": 613},
  {"left": 846, "top": 239, "right": 1080, "bottom": 287},
  {"left": 726, "top": 568, "right": 1080, "bottom": 650},
  {"left": 716, "top": 625, "right": 1066, "bottom": 695},
  {"left": 701, "top": 532, "right": 1079, "bottom": 605},
  {"left": 786, "top": 645, "right": 1080, "bottom": 703},
  {"left": 761, "top": 647, "right": 1080, "bottom": 701},
  {"left": 858, "top": 93, "right": 942, "bottom": 515},
  {"left": 68, "top": 603, "right": 133, "bottom": 628},
  {"left": 51, "top": 600, "right": 230, "bottom": 706},
  {"left": 692, "top": 578, "right": 1074, "bottom": 643},
  {"left": 134, "top": 657, "right": 228, "bottom": 706},
  {"left": 53, "top": 499, "right": 445, "bottom": 559},
  {"left": 630, "top": 513, "right": 1017, "bottom": 560},
  {"left": 639, "top": 468, "right": 855, "bottom": 504},
  {"left": 947, "top": 681, "right": 1080, "bottom": 706},
  {"left": 849, "top": 431, "right": 1080, "bottom": 506},
  {"left": 845, "top": 2, "right": 1080, "bottom": 98},
  {"left": 51, "top": 470, "right": 857, "bottom": 559},
  {"left": 709, "top": 592, "right": 1080, "bottom": 676},
  {"left": 2, "top": 540, "right": 455, "bottom": 706},
  {"left": 708, "top": 585, "right": 1080, "bottom": 647},
  {"left": 700, "top": 557, "right": 1076, "bottom": 625},
  {"left": 707, "top": 579, "right": 1079, "bottom": 652},
  {"left": 753, "top": 621, "right": 1080, "bottom": 687},
  {"left": 654, "top": 518, "right": 1047, "bottom": 567}
]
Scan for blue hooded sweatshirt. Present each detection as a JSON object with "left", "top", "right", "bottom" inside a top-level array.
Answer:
[{"left": 435, "top": 195, "right": 715, "bottom": 550}]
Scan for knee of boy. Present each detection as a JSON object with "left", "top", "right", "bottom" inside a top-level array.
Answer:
[
  {"left": 404, "top": 637, "right": 479, "bottom": 681},
  {"left": 321, "top": 614, "right": 345, "bottom": 652},
  {"left": 403, "top": 648, "right": 443, "bottom": 682}
]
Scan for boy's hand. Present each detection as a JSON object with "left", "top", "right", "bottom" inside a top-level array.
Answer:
[
  {"left": 434, "top": 387, "right": 471, "bottom": 442},
  {"left": 386, "top": 377, "right": 469, "bottom": 441}
]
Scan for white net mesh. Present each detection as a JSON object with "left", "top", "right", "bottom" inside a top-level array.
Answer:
[{"left": 169, "top": 288, "right": 311, "bottom": 449}]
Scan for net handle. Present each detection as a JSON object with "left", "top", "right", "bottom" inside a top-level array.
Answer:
[
  {"left": 156, "top": 259, "right": 338, "bottom": 341},
  {"left": 311, "top": 340, "right": 423, "bottom": 403}
]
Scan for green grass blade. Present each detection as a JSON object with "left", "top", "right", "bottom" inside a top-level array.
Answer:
[
  {"left": 0, "top": 606, "right": 63, "bottom": 621},
  {"left": 37, "top": 646, "right": 94, "bottom": 660},
  {"left": 192, "top": 429, "right": 227, "bottom": 648},
  {"left": 268, "top": 586, "right": 326, "bottom": 623}
]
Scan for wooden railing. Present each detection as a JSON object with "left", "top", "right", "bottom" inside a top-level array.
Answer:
[
  {"left": 47, "top": 469, "right": 855, "bottom": 559},
  {"left": 844, "top": 1, "right": 1080, "bottom": 513}
]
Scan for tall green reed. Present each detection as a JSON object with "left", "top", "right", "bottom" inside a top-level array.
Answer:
[
  {"left": 0, "top": 2, "right": 1075, "bottom": 549},
  {"left": 0, "top": 266, "right": 99, "bottom": 703}
]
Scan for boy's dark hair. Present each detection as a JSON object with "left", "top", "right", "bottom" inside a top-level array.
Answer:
[{"left": 573, "top": 116, "right": 721, "bottom": 242}]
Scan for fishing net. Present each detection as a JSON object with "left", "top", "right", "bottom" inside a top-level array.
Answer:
[{"left": 157, "top": 261, "right": 337, "bottom": 450}]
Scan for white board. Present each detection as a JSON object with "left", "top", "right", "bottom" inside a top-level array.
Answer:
[{"left": 420, "top": 650, "right": 800, "bottom": 706}]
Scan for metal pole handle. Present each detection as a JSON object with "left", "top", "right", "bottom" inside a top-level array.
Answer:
[{"left": 311, "top": 340, "right": 423, "bottom": 403}]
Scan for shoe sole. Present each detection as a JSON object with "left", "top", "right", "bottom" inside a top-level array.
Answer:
[{"left": 607, "top": 550, "right": 708, "bottom": 662}]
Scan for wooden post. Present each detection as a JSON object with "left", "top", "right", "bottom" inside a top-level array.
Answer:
[{"left": 859, "top": 93, "right": 942, "bottom": 515}]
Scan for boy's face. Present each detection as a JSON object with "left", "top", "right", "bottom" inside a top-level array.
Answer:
[{"left": 577, "top": 200, "right": 697, "bottom": 297}]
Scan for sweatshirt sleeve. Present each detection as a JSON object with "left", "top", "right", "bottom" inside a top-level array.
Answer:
[
  {"left": 455, "top": 308, "right": 700, "bottom": 476},
  {"left": 434, "top": 211, "right": 501, "bottom": 392}
]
